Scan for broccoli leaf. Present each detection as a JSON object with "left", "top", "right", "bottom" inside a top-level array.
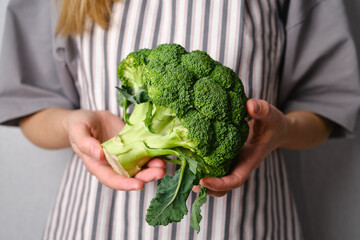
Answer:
[
  {"left": 146, "top": 158, "right": 196, "bottom": 226},
  {"left": 116, "top": 86, "right": 152, "bottom": 125},
  {"left": 133, "top": 87, "right": 152, "bottom": 104},
  {"left": 116, "top": 86, "right": 151, "bottom": 105},
  {"left": 176, "top": 149, "right": 198, "bottom": 175},
  {"left": 145, "top": 149, "right": 209, "bottom": 230},
  {"left": 190, "top": 186, "right": 207, "bottom": 232},
  {"left": 116, "top": 85, "right": 133, "bottom": 125}
]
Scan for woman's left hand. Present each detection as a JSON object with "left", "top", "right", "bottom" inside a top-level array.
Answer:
[
  {"left": 194, "top": 99, "right": 289, "bottom": 197},
  {"left": 194, "top": 97, "right": 333, "bottom": 197}
]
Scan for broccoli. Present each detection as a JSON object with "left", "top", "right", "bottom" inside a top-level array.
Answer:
[{"left": 101, "top": 43, "right": 249, "bottom": 232}]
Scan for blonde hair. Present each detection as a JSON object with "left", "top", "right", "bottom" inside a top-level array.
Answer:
[{"left": 56, "top": 0, "right": 119, "bottom": 37}]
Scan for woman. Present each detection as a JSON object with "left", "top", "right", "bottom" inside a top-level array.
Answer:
[{"left": 1, "top": 0, "right": 359, "bottom": 239}]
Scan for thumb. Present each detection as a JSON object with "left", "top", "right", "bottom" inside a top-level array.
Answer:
[
  {"left": 247, "top": 99, "right": 270, "bottom": 120},
  {"left": 69, "top": 123, "right": 105, "bottom": 160}
]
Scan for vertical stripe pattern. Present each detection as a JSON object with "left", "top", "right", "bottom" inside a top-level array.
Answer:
[{"left": 43, "top": 0, "right": 302, "bottom": 239}]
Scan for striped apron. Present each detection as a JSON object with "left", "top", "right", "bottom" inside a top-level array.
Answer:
[{"left": 43, "top": 0, "right": 302, "bottom": 239}]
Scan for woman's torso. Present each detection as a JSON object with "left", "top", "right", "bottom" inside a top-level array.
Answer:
[{"left": 44, "top": 1, "right": 302, "bottom": 239}]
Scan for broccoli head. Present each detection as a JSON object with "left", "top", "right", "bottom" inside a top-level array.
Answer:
[{"left": 101, "top": 43, "right": 249, "bottom": 232}]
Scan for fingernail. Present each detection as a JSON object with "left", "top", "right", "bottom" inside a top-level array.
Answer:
[
  {"left": 200, "top": 178, "right": 210, "bottom": 187},
  {"left": 133, "top": 183, "right": 144, "bottom": 190},
  {"left": 251, "top": 100, "right": 260, "bottom": 113}
]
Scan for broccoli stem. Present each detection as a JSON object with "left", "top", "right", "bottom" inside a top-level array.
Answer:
[
  {"left": 102, "top": 103, "right": 196, "bottom": 177},
  {"left": 102, "top": 136, "right": 178, "bottom": 177}
]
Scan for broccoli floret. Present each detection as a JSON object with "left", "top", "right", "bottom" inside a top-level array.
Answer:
[
  {"left": 118, "top": 48, "right": 152, "bottom": 91},
  {"left": 147, "top": 43, "right": 187, "bottom": 65},
  {"left": 182, "top": 109, "right": 214, "bottom": 157},
  {"left": 210, "top": 64, "right": 237, "bottom": 89},
  {"left": 101, "top": 43, "right": 249, "bottom": 232},
  {"left": 203, "top": 121, "right": 244, "bottom": 176},
  {"left": 193, "top": 77, "right": 229, "bottom": 121},
  {"left": 181, "top": 50, "right": 215, "bottom": 78},
  {"left": 117, "top": 49, "right": 152, "bottom": 125},
  {"left": 145, "top": 63, "right": 195, "bottom": 117}
]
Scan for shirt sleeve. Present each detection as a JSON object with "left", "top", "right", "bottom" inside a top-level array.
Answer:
[
  {"left": 0, "top": 0, "right": 79, "bottom": 126},
  {"left": 278, "top": 0, "right": 360, "bottom": 137}
]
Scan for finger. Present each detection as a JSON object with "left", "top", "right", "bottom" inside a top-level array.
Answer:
[
  {"left": 145, "top": 158, "right": 166, "bottom": 168},
  {"left": 95, "top": 110, "right": 125, "bottom": 139},
  {"left": 206, "top": 189, "right": 228, "bottom": 197},
  {"left": 199, "top": 174, "right": 246, "bottom": 192},
  {"left": 247, "top": 99, "right": 270, "bottom": 120},
  {"left": 70, "top": 124, "right": 104, "bottom": 160},
  {"left": 192, "top": 185, "right": 201, "bottom": 193},
  {"left": 134, "top": 167, "right": 166, "bottom": 182},
  {"left": 80, "top": 152, "right": 145, "bottom": 190},
  {"left": 193, "top": 185, "right": 228, "bottom": 197},
  {"left": 200, "top": 155, "right": 254, "bottom": 192}
]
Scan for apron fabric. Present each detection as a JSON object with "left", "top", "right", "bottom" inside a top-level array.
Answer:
[{"left": 43, "top": 0, "right": 302, "bottom": 239}]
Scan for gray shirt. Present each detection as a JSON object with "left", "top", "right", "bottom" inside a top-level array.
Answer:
[{"left": 0, "top": 0, "right": 359, "bottom": 135}]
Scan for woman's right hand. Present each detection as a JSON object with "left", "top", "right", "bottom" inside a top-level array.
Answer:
[{"left": 64, "top": 109, "right": 166, "bottom": 191}]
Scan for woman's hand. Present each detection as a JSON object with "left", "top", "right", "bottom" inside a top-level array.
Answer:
[
  {"left": 64, "top": 110, "right": 166, "bottom": 191},
  {"left": 194, "top": 99, "right": 332, "bottom": 197},
  {"left": 20, "top": 108, "right": 166, "bottom": 191}
]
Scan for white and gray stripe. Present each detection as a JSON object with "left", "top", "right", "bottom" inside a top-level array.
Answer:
[{"left": 43, "top": 0, "right": 302, "bottom": 239}]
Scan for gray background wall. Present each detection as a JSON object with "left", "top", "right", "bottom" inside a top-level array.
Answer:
[{"left": 0, "top": 0, "right": 359, "bottom": 240}]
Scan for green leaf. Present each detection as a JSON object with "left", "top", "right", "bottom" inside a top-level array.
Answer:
[
  {"left": 116, "top": 86, "right": 152, "bottom": 125},
  {"left": 176, "top": 149, "right": 208, "bottom": 186},
  {"left": 117, "top": 86, "right": 151, "bottom": 105},
  {"left": 176, "top": 148, "right": 198, "bottom": 175},
  {"left": 190, "top": 186, "right": 207, "bottom": 232},
  {"left": 145, "top": 150, "right": 208, "bottom": 230},
  {"left": 116, "top": 85, "right": 133, "bottom": 125},
  {"left": 116, "top": 85, "right": 133, "bottom": 104},
  {"left": 146, "top": 159, "right": 196, "bottom": 226},
  {"left": 133, "top": 87, "right": 152, "bottom": 104}
]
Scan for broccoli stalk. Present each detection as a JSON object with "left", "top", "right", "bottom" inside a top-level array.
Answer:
[
  {"left": 101, "top": 43, "right": 249, "bottom": 232},
  {"left": 102, "top": 103, "right": 197, "bottom": 177}
]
